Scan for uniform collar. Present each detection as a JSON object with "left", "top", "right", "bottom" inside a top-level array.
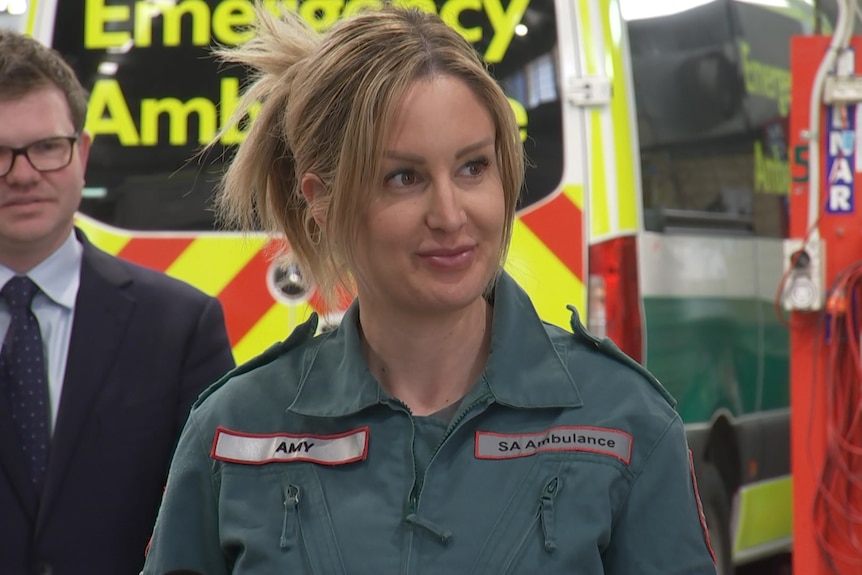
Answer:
[
  {"left": 288, "top": 271, "right": 582, "bottom": 417},
  {"left": 288, "top": 302, "right": 385, "bottom": 417},
  {"left": 484, "top": 271, "right": 582, "bottom": 409}
]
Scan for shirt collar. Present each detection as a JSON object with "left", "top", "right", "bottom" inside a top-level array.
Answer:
[
  {"left": 289, "top": 271, "right": 581, "bottom": 417},
  {"left": 288, "top": 301, "right": 385, "bottom": 417},
  {"left": 483, "top": 271, "right": 582, "bottom": 409},
  {"left": 0, "top": 230, "right": 82, "bottom": 310}
]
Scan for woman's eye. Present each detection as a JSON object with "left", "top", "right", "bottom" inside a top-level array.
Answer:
[
  {"left": 386, "top": 170, "right": 416, "bottom": 188},
  {"left": 463, "top": 159, "right": 490, "bottom": 177}
]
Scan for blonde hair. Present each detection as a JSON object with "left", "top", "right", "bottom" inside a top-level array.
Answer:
[{"left": 215, "top": 3, "right": 524, "bottom": 306}]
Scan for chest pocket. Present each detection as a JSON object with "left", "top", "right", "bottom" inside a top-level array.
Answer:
[
  {"left": 219, "top": 464, "right": 346, "bottom": 575},
  {"left": 468, "top": 455, "right": 623, "bottom": 575}
]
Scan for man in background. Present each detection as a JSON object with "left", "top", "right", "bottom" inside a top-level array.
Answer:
[{"left": 0, "top": 29, "right": 236, "bottom": 575}]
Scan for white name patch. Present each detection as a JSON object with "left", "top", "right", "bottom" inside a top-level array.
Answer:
[
  {"left": 211, "top": 426, "right": 369, "bottom": 466},
  {"left": 475, "top": 426, "right": 632, "bottom": 464}
]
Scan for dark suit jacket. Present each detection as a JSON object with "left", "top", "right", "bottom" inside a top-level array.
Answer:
[{"left": 0, "top": 229, "right": 236, "bottom": 575}]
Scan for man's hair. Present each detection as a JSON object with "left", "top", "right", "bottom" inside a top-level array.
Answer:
[
  {"left": 0, "top": 29, "right": 89, "bottom": 132},
  {"left": 214, "top": 4, "right": 524, "bottom": 306}
]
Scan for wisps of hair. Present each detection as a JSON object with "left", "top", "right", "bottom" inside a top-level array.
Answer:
[{"left": 212, "top": 3, "right": 318, "bottom": 237}]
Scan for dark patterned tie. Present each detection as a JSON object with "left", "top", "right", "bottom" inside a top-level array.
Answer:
[{"left": 1, "top": 276, "right": 50, "bottom": 490}]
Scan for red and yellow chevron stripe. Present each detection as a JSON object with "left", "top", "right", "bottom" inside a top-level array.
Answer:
[
  {"left": 74, "top": 214, "right": 322, "bottom": 364},
  {"left": 77, "top": 180, "right": 587, "bottom": 366},
  {"left": 507, "top": 184, "right": 586, "bottom": 328}
]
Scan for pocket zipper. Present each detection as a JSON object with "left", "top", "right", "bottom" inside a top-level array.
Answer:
[
  {"left": 540, "top": 477, "right": 559, "bottom": 551},
  {"left": 280, "top": 484, "right": 301, "bottom": 549},
  {"left": 501, "top": 476, "right": 562, "bottom": 572}
]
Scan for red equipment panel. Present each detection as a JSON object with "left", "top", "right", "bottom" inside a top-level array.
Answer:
[{"left": 790, "top": 35, "right": 862, "bottom": 575}]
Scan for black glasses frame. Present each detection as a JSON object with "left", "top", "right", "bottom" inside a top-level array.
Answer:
[{"left": 0, "top": 136, "right": 79, "bottom": 177}]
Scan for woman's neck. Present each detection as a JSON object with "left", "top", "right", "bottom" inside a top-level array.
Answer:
[{"left": 358, "top": 298, "right": 492, "bottom": 416}]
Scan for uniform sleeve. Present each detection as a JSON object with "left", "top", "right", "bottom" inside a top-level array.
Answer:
[
  {"left": 603, "top": 415, "right": 717, "bottom": 574},
  {"left": 177, "top": 296, "right": 235, "bottom": 431},
  {"left": 142, "top": 414, "right": 228, "bottom": 575}
]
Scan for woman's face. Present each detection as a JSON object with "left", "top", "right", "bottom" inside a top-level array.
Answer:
[{"left": 352, "top": 75, "right": 505, "bottom": 318}]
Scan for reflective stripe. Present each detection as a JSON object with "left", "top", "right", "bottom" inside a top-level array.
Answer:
[
  {"left": 577, "top": 0, "right": 612, "bottom": 239},
  {"left": 25, "top": 0, "right": 58, "bottom": 45},
  {"left": 211, "top": 426, "right": 369, "bottom": 466},
  {"left": 119, "top": 238, "right": 194, "bottom": 272},
  {"left": 26, "top": 0, "right": 41, "bottom": 37},
  {"left": 732, "top": 475, "right": 793, "bottom": 556},
  {"left": 590, "top": 0, "right": 616, "bottom": 239},
  {"left": 505, "top": 233, "right": 585, "bottom": 329},
  {"left": 509, "top": 184, "right": 586, "bottom": 326},
  {"left": 576, "top": 0, "right": 640, "bottom": 241},
  {"left": 166, "top": 235, "right": 265, "bottom": 297},
  {"left": 74, "top": 214, "right": 132, "bottom": 255},
  {"left": 74, "top": 214, "right": 320, "bottom": 365},
  {"left": 233, "top": 302, "right": 313, "bottom": 365},
  {"left": 605, "top": 0, "right": 639, "bottom": 232}
]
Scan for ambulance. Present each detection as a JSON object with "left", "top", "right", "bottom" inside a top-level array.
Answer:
[{"left": 2, "top": 0, "right": 819, "bottom": 571}]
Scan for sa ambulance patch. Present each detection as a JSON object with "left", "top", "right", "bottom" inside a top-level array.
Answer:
[{"left": 475, "top": 426, "right": 632, "bottom": 464}]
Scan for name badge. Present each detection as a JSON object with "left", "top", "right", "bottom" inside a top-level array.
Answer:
[
  {"left": 475, "top": 426, "right": 632, "bottom": 464},
  {"left": 211, "top": 426, "right": 369, "bottom": 465}
]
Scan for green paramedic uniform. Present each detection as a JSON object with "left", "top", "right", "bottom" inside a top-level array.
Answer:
[{"left": 143, "top": 272, "right": 716, "bottom": 574}]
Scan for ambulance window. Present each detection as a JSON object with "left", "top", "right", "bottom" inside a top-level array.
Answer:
[
  {"left": 51, "top": 0, "right": 563, "bottom": 231},
  {"left": 627, "top": 1, "right": 806, "bottom": 238},
  {"left": 501, "top": 50, "right": 563, "bottom": 209}
]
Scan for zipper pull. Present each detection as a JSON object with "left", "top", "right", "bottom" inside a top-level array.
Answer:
[
  {"left": 404, "top": 513, "right": 453, "bottom": 544},
  {"left": 280, "top": 484, "right": 301, "bottom": 549},
  {"left": 540, "top": 477, "right": 559, "bottom": 552}
]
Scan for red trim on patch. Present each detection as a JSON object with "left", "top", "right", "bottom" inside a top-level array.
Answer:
[
  {"left": 690, "top": 450, "right": 717, "bottom": 564},
  {"left": 210, "top": 425, "right": 370, "bottom": 466}
]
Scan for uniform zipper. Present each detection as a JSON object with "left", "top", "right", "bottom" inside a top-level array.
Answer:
[
  {"left": 411, "top": 392, "right": 493, "bottom": 507},
  {"left": 501, "top": 476, "right": 561, "bottom": 573},
  {"left": 436, "top": 391, "right": 493, "bottom": 454},
  {"left": 399, "top": 392, "right": 492, "bottom": 564},
  {"left": 404, "top": 513, "right": 453, "bottom": 543},
  {"left": 398, "top": 401, "right": 454, "bottom": 562},
  {"left": 280, "top": 484, "right": 301, "bottom": 549},
  {"left": 390, "top": 398, "right": 421, "bottom": 515},
  {"left": 540, "top": 477, "right": 559, "bottom": 551},
  {"left": 391, "top": 398, "right": 420, "bottom": 575},
  {"left": 278, "top": 482, "right": 320, "bottom": 573}
]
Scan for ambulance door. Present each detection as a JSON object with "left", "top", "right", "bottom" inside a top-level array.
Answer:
[
  {"left": 502, "top": 0, "right": 590, "bottom": 326},
  {"left": 563, "top": 0, "right": 645, "bottom": 362}
]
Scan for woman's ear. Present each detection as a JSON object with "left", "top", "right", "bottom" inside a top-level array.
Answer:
[{"left": 300, "top": 173, "right": 327, "bottom": 226}]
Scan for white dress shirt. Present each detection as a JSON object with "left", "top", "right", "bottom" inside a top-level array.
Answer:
[{"left": 0, "top": 231, "right": 82, "bottom": 433}]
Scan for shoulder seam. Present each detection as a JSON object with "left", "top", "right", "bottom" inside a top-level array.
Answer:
[
  {"left": 566, "top": 305, "right": 677, "bottom": 408},
  {"left": 193, "top": 314, "right": 319, "bottom": 408}
]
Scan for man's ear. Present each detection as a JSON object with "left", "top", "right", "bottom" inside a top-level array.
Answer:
[
  {"left": 76, "top": 130, "right": 92, "bottom": 169},
  {"left": 300, "top": 173, "right": 327, "bottom": 226}
]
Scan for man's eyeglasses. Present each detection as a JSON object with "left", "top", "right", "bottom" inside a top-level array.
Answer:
[{"left": 0, "top": 136, "right": 79, "bottom": 177}]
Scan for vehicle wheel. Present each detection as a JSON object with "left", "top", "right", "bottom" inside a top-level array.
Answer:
[{"left": 699, "top": 463, "right": 732, "bottom": 575}]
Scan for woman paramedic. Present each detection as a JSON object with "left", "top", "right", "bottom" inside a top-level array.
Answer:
[{"left": 142, "top": 4, "right": 717, "bottom": 574}]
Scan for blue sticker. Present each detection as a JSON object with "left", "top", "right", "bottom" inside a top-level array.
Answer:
[{"left": 826, "top": 105, "right": 856, "bottom": 214}]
